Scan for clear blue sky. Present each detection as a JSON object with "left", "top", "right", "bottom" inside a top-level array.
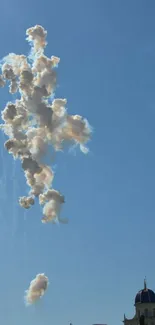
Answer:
[{"left": 0, "top": 1, "right": 155, "bottom": 325}]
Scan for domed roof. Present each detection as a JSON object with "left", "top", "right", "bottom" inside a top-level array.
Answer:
[{"left": 135, "top": 279, "right": 155, "bottom": 304}]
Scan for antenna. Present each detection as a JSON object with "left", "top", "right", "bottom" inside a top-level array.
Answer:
[{"left": 144, "top": 277, "right": 147, "bottom": 290}]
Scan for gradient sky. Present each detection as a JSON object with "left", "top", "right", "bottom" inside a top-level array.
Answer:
[{"left": 0, "top": 1, "right": 155, "bottom": 325}]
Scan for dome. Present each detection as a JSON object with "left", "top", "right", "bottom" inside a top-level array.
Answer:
[{"left": 135, "top": 280, "right": 155, "bottom": 304}]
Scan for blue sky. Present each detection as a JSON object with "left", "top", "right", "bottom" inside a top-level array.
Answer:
[{"left": 0, "top": 1, "right": 155, "bottom": 325}]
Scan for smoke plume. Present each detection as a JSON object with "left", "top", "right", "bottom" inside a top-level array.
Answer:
[
  {"left": 25, "top": 273, "right": 49, "bottom": 305},
  {"left": 0, "top": 25, "right": 92, "bottom": 223}
]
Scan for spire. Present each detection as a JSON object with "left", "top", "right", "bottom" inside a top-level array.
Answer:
[
  {"left": 124, "top": 313, "right": 126, "bottom": 321},
  {"left": 144, "top": 277, "right": 147, "bottom": 290}
]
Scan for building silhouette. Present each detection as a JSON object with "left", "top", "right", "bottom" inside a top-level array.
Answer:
[{"left": 123, "top": 279, "right": 155, "bottom": 325}]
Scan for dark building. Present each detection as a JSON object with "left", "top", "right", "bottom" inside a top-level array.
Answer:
[{"left": 123, "top": 279, "right": 155, "bottom": 325}]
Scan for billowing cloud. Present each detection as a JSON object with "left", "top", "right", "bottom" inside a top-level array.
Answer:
[
  {"left": 0, "top": 25, "right": 92, "bottom": 223},
  {"left": 25, "top": 273, "right": 49, "bottom": 305}
]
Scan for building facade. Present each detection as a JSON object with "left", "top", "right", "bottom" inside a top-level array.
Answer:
[{"left": 123, "top": 280, "right": 155, "bottom": 325}]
